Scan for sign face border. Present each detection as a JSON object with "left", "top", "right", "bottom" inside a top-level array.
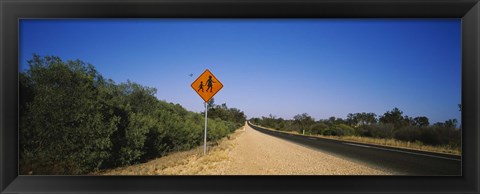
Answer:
[{"left": 191, "top": 69, "right": 223, "bottom": 102}]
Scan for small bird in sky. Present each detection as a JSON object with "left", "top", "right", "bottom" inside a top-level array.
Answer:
[{"left": 189, "top": 73, "right": 194, "bottom": 77}]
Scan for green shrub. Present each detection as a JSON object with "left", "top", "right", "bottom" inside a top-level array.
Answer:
[
  {"left": 310, "top": 123, "right": 328, "bottom": 135},
  {"left": 19, "top": 55, "right": 244, "bottom": 174},
  {"left": 357, "top": 124, "right": 394, "bottom": 138},
  {"left": 322, "top": 129, "right": 338, "bottom": 136},
  {"left": 394, "top": 126, "right": 422, "bottom": 142},
  {"left": 19, "top": 55, "right": 119, "bottom": 174},
  {"left": 321, "top": 124, "right": 354, "bottom": 136},
  {"left": 334, "top": 124, "right": 355, "bottom": 136},
  {"left": 394, "top": 125, "right": 461, "bottom": 146}
]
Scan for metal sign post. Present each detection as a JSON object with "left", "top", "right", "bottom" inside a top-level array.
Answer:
[
  {"left": 191, "top": 69, "right": 223, "bottom": 156},
  {"left": 204, "top": 102, "right": 208, "bottom": 155}
]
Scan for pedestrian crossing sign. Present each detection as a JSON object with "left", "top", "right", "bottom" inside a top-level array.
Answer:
[{"left": 191, "top": 69, "right": 223, "bottom": 102}]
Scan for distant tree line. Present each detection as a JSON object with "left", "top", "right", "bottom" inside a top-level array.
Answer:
[
  {"left": 19, "top": 55, "right": 245, "bottom": 175},
  {"left": 250, "top": 107, "right": 460, "bottom": 148},
  {"left": 206, "top": 98, "right": 246, "bottom": 125}
]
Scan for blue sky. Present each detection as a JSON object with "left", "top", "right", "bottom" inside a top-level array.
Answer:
[{"left": 19, "top": 19, "right": 461, "bottom": 123}]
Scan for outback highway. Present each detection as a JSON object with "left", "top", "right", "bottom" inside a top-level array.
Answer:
[{"left": 248, "top": 122, "right": 461, "bottom": 175}]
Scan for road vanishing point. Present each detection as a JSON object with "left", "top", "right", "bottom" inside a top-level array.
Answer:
[{"left": 248, "top": 122, "right": 461, "bottom": 175}]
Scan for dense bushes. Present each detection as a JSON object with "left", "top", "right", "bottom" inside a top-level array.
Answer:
[
  {"left": 20, "top": 56, "right": 119, "bottom": 174},
  {"left": 250, "top": 115, "right": 293, "bottom": 132},
  {"left": 251, "top": 107, "right": 461, "bottom": 149},
  {"left": 328, "top": 124, "right": 355, "bottom": 136},
  {"left": 393, "top": 126, "right": 461, "bottom": 147},
  {"left": 207, "top": 100, "right": 247, "bottom": 126},
  {"left": 309, "top": 123, "right": 328, "bottom": 135},
  {"left": 356, "top": 124, "right": 395, "bottom": 138},
  {"left": 19, "top": 55, "right": 244, "bottom": 174}
]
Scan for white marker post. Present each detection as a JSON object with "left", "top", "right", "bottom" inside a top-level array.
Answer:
[{"left": 204, "top": 102, "right": 208, "bottom": 155}]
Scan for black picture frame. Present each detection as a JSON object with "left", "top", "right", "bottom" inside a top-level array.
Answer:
[{"left": 1, "top": 0, "right": 479, "bottom": 193}]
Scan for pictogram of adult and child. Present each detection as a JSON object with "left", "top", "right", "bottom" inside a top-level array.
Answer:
[{"left": 197, "top": 76, "right": 216, "bottom": 93}]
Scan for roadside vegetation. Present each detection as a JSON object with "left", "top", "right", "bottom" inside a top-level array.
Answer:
[
  {"left": 95, "top": 127, "right": 244, "bottom": 175},
  {"left": 250, "top": 108, "right": 461, "bottom": 155},
  {"left": 19, "top": 54, "right": 246, "bottom": 175}
]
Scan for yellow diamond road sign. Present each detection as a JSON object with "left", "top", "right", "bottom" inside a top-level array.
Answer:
[{"left": 191, "top": 69, "right": 223, "bottom": 102}]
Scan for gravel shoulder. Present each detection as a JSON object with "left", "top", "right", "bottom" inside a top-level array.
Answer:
[{"left": 97, "top": 123, "right": 392, "bottom": 175}]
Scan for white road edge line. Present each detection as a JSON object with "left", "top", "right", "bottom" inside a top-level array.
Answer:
[
  {"left": 342, "top": 143, "right": 461, "bottom": 162},
  {"left": 343, "top": 143, "right": 372, "bottom": 148}
]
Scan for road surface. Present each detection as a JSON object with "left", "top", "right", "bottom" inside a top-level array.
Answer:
[
  {"left": 213, "top": 123, "right": 390, "bottom": 175},
  {"left": 99, "top": 123, "right": 391, "bottom": 175},
  {"left": 248, "top": 122, "right": 461, "bottom": 175}
]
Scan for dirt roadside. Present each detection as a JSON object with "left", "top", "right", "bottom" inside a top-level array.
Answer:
[{"left": 96, "top": 123, "right": 391, "bottom": 175}]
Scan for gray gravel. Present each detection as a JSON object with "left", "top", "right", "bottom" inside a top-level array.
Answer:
[
  {"left": 215, "top": 124, "right": 392, "bottom": 175},
  {"left": 98, "top": 123, "right": 393, "bottom": 175}
]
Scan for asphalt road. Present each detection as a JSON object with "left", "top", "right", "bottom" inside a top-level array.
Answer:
[{"left": 248, "top": 122, "right": 461, "bottom": 175}]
